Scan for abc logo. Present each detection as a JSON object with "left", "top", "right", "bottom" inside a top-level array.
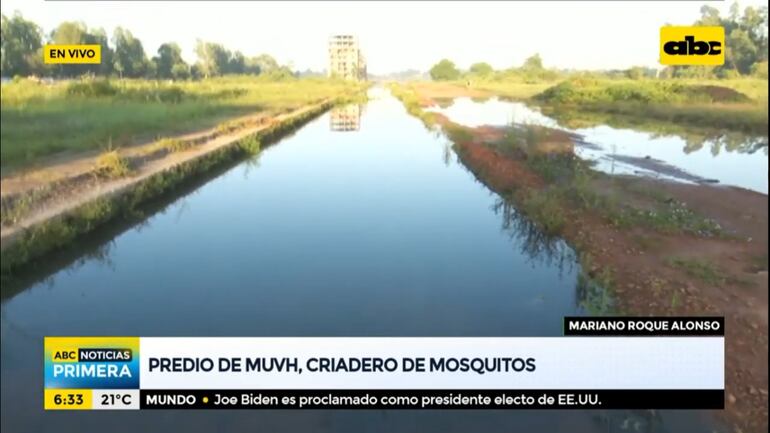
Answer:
[
  {"left": 664, "top": 36, "right": 721, "bottom": 56},
  {"left": 660, "top": 26, "right": 725, "bottom": 66}
]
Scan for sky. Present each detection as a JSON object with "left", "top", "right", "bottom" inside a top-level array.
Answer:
[{"left": 1, "top": 1, "right": 766, "bottom": 74}]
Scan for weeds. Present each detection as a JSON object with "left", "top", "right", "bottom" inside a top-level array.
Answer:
[
  {"left": 520, "top": 190, "right": 566, "bottom": 235},
  {"left": 577, "top": 253, "right": 616, "bottom": 315},
  {"left": 158, "top": 138, "right": 192, "bottom": 153},
  {"left": 237, "top": 136, "right": 261, "bottom": 155},
  {"left": 667, "top": 257, "right": 751, "bottom": 287},
  {"left": 216, "top": 119, "right": 248, "bottom": 134},
  {"left": 2, "top": 77, "right": 364, "bottom": 169},
  {"left": 1, "top": 187, "right": 50, "bottom": 226},
  {"left": 607, "top": 200, "right": 722, "bottom": 237},
  {"left": 95, "top": 151, "right": 132, "bottom": 179},
  {"left": 1, "top": 97, "right": 335, "bottom": 276},
  {"left": 533, "top": 78, "right": 767, "bottom": 133}
]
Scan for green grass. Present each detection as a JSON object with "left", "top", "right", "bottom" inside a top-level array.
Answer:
[
  {"left": 535, "top": 78, "right": 755, "bottom": 104},
  {"left": 469, "top": 80, "right": 554, "bottom": 100},
  {"left": 531, "top": 77, "right": 768, "bottom": 133},
  {"left": 667, "top": 257, "right": 752, "bottom": 287},
  {"left": 1, "top": 76, "right": 362, "bottom": 171},
  {"left": 1, "top": 98, "right": 334, "bottom": 275},
  {"left": 519, "top": 189, "right": 566, "bottom": 235},
  {"left": 94, "top": 150, "right": 132, "bottom": 179},
  {"left": 456, "top": 75, "right": 768, "bottom": 132},
  {"left": 576, "top": 252, "right": 616, "bottom": 315},
  {"left": 387, "top": 83, "right": 442, "bottom": 130}
]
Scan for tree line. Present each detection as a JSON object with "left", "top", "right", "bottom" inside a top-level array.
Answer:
[
  {"left": 429, "top": 53, "right": 560, "bottom": 82},
  {"left": 0, "top": 12, "right": 294, "bottom": 79},
  {"left": 429, "top": 2, "right": 768, "bottom": 82},
  {"left": 665, "top": 3, "right": 768, "bottom": 78}
]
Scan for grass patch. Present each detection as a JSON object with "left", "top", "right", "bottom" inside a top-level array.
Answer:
[
  {"left": 1, "top": 186, "right": 50, "bottom": 226},
  {"left": 535, "top": 78, "right": 754, "bottom": 104},
  {"left": 519, "top": 189, "right": 566, "bottom": 235},
  {"left": 94, "top": 151, "right": 132, "bottom": 179},
  {"left": 1, "top": 98, "right": 336, "bottom": 276},
  {"left": 577, "top": 253, "right": 616, "bottom": 315},
  {"left": 471, "top": 80, "right": 555, "bottom": 100},
  {"left": 532, "top": 78, "right": 767, "bottom": 133},
  {"left": 1, "top": 76, "right": 363, "bottom": 170},
  {"left": 667, "top": 257, "right": 752, "bottom": 287},
  {"left": 605, "top": 199, "right": 722, "bottom": 237},
  {"left": 237, "top": 136, "right": 261, "bottom": 155}
]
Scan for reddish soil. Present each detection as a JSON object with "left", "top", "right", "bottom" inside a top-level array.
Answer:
[{"left": 429, "top": 112, "right": 768, "bottom": 432}]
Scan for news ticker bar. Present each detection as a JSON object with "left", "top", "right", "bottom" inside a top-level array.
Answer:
[
  {"left": 44, "top": 389, "right": 724, "bottom": 410},
  {"left": 44, "top": 318, "right": 724, "bottom": 410}
]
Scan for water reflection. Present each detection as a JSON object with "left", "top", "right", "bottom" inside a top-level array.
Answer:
[
  {"left": 491, "top": 197, "right": 576, "bottom": 273},
  {"left": 0, "top": 158, "right": 242, "bottom": 302},
  {"left": 330, "top": 104, "right": 362, "bottom": 131},
  {"left": 429, "top": 97, "right": 768, "bottom": 193},
  {"left": 0, "top": 93, "right": 724, "bottom": 433},
  {"left": 544, "top": 107, "right": 769, "bottom": 156}
]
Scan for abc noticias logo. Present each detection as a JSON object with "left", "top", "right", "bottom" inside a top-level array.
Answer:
[
  {"left": 53, "top": 348, "right": 133, "bottom": 362},
  {"left": 660, "top": 26, "right": 725, "bottom": 66},
  {"left": 45, "top": 337, "right": 140, "bottom": 389}
]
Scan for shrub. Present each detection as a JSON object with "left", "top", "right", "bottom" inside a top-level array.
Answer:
[
  {"left": 751, "top": 61, "right": 768, "bottom": 79},
  {"left": 66, "top": 79, "right": 118, "bottom": 97},
  {"left": 95, "top": 151, "right": 131, "bottom": 178}
]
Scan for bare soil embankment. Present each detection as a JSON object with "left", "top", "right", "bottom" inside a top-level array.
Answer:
[
  {"left": 396, "top": 86, "right": 768, "bottom": 432},
  {"left": 462, "top": 124, "right": 767, "bottom": 433}
]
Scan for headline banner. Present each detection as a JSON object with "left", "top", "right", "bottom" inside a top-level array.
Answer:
[{"left": 44, "top": 333, "right": 724, "bottom": 410}]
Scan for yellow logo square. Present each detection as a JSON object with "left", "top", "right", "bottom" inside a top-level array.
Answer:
[{"left": 660, "top": 26, "right": 725, "bottom": 66}]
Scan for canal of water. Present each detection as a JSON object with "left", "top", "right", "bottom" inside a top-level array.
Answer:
[{"left": 1, "top": 90, "right": 725, "bottom": 432}]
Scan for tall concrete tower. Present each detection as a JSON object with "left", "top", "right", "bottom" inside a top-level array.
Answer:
[{"left": 328, "top": 35, "right": 367, "bottom": 80}]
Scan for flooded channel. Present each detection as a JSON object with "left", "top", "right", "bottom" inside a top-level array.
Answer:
[
  {"left": 429, "top": 97, "right": 768, "bottom": 194},
  {"left": 1, "top": 91, "right": 724, "bottom": 432}
]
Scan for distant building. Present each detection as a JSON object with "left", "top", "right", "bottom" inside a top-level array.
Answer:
[{"left": 328, "top": 35, "right": 367, "bottom": 80}]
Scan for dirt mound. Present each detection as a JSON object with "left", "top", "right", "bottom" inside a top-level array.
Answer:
[{"left": 691, "top": 85, "right": 752, "bottom": 103}]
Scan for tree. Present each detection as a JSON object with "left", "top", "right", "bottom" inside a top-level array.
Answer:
[
  {"left": 697, "top": 5, "right": 722, "bottom": 26},
  {"left": 91, "top": 28, "right": 114, "bottom": 76},
  {"left": 690, "top": 2, "right": 769, "bottom": 76},
  {"left": 170, "top": 63, "right": 190, "bottom": 80},
  {"left": 429, "top": 59, "right": 460, "bottom": 81},
  {"left": 726, "top": 28, "right": 758, "bottom": 74},
  {"left": 522, "top": 54, "right": 544, "bottom": 71},
  {"left": 112, "top": 27, "right": 148, "bottom": 78},
  {"left": 0, "top": 13, "right": 43, "bottom": 76},
  {"left": 226, "top": 51, "right": 245, "bottom": 74},
  {"left": 626, "top": 66, "right": 656, "bottom": 79},
  {"left": 50, "top": 21, "right": 108, "bottom": 77},
  {"left": 243, "top": 56, "right": 262, "bottom": 75},
  {"left": 194, "top": 40, "right": 230, "bottom": 77},
  {"left": 751, "top": 61, "right": 768, "bottom": 78},
  {"left": 153, "top": 42, "right": 188, "bottom": 79},
  {"left": 251, "top": 54, "right": 278, "bottom": 73},
  {"left": 469, "top": 62, "right": 494, "bottom": 77}
]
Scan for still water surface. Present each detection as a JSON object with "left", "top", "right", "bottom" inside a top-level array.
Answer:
[
  {"left": 430, "top": 97, "right": 768, "bottom": 193},
  {"left": 1, "top": 92, "right": 722, "bottom": 432}
]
